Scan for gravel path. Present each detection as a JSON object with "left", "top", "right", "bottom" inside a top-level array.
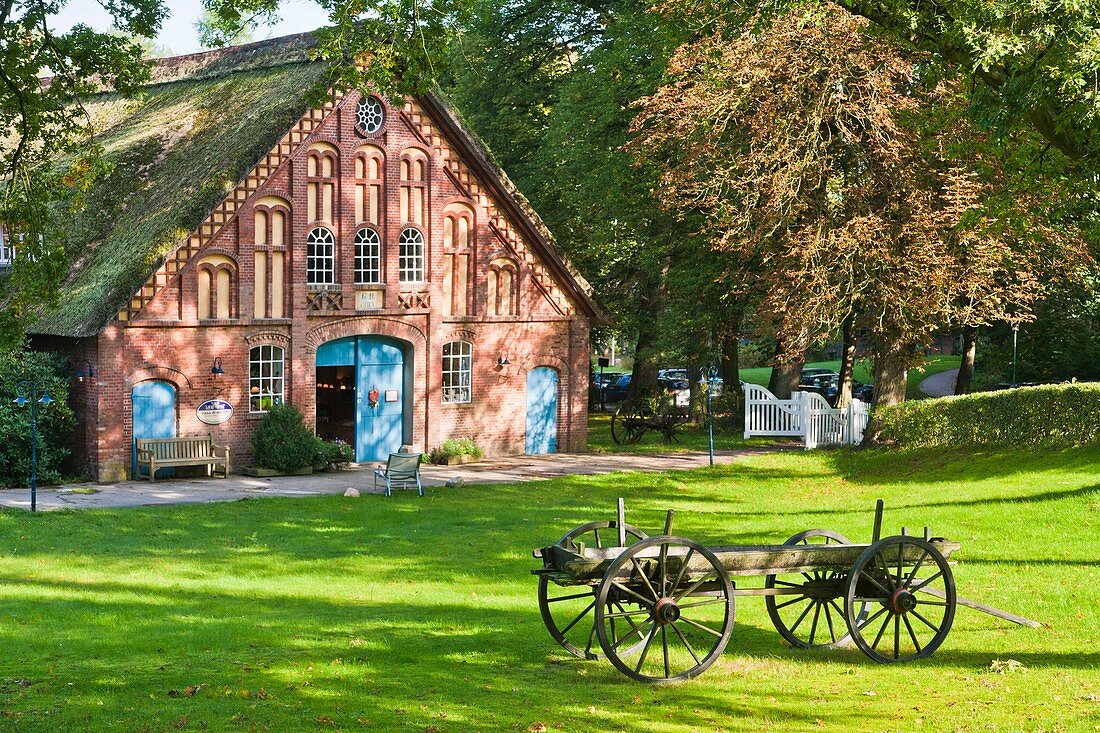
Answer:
[
  {"left": 918, "top": 368, "right": 959, "bottom": 397},
  {"left": 0, "top": 446, "right": 789, "bottom": 512}
]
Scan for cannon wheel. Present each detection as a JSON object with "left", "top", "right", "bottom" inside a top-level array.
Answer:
[
  {"left": 611, "top": 401, "right": 654, "bottom": 445},
  {"left": 538, "top": 521, "right": 648, "bottom": 659},
  {"left": 764, "top": 529, "right": 856, "bottom": 649},
  {"left": 594, "top": 536, "right": 735, "bottom": 683},
  {"left": 844, "top": 536, "right": 956, "bottom": 663}
]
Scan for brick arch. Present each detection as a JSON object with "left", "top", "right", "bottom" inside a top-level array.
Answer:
[
  {"left": 125, "top": 364, "right": 194, "bottom": 391},
  {"left": 523, "top": 354, "right": 568, "bottom": 376}
]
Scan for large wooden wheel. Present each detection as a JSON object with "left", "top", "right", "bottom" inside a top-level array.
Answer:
[
  {"left": 611, "top": 401, "right": 654, "bottom": 445},
  {"left": 765, "top": 529, "right": 856, "bottom": 649},
  {"left": 844, "top": 536, "right": 957, "bottom": 663},
  {"left": 594, "top": 536, "right": 735, "bottom": 683},
  {"left": 538, "top": 521, "right": 648, "bottom": 659}
]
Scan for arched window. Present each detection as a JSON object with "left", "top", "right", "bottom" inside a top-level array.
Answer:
[
  {"left": 249, "top": 344, "right": 285, "bottom": 412},
  {"left": 399, "top": 148, "right": 428, "bottom": 225},
  {"left": 354, "top": 145, "right": 384, "bottom": 225},
  {"left": 355, "top": 228, "right": 381, "bottom": 284},
  {"left": 442, "top": 341, "right": 472, "bottom": 404},
  {"left": 487, "top": 258, "right": 518, "bottom": 316},
  {"left": 196, "top": 254, "right": 236, "bottom": 319},
  {"left": 399, "top": 227, "right": 425, "bottom": 283},
  {"left": 306, "top": 142, "right": 338, "bottom": 224},
  {"left": 307, "top": 227, "right": 335, "bottom": 286}
]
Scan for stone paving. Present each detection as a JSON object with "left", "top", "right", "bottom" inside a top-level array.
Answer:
[{"left": 0, "top": 447, "right": 786, "bottom": 512}]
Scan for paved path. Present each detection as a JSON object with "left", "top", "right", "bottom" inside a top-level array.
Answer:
[
  {"left": 0, "top": 447, "right": 784, "bottom": 512},
  {"left": 918, "top": 368, "right": 959, "bottom": 397}
]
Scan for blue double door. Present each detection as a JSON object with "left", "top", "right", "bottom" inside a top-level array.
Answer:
[{"left": 316, "top": 336, "right": 407, "bottom": 462}]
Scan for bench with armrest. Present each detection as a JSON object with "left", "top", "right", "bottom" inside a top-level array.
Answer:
[{"left": 135, "top": 435, "right": 230, "bottom": 482}]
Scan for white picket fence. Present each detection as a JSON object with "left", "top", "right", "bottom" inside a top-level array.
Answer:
[{"left": 743, "top": 383, "right": 869, "bottom": 449}]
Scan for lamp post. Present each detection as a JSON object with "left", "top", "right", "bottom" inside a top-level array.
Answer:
[
  {"left": 1011, "top": 324, "right": 1019, "bottom": 388},
  {"left": 705, "top": 366, "right": 719, "bottom": 467},
  {"left": 14, "top": 380, "right": 53, "bottom": 512}
]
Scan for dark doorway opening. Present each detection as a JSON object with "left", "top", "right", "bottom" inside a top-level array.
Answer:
[{"left": 316, "top": 365, "right": 356, "bottom": 445}]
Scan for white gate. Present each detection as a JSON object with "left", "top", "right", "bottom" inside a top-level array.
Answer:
[{"left": 743, "top": 384, "right": 869, "bottom": 448}]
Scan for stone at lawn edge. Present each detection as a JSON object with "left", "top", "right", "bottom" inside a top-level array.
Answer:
[{"left": 343, "top": 488, "right": 360, "bottom": 498}]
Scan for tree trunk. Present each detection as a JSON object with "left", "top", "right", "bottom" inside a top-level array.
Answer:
[
  {"left": 872, "top": 345, "right": 908, "bottom": 408},
  {"left": 718, "top": 314, "right": 745, "bottom": 428},
  {"left": 768, "top": 340, "right": 805, "bottom": 399},
  {"left": 954, "top": 326, "right": 977, "bottom": 395},
  {"left": 625, "top": 266, "right": 668, "bottom": 400},
  {"left": 835, "top": 313, "right": 856, "bottom": 407}
]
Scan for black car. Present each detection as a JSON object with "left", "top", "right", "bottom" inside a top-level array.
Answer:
[{"left": 603, "top": 374, "right": 632, "bottom": 402}]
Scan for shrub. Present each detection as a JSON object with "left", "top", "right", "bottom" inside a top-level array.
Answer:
[
  {"left": 314, "top": 437, "right": 354, "bottom": 469},
  {"left": 0, "top": 348, "right": 76, "bottom": 487},
  {"left": 876, "top": 383, "right": 1100, "bottom": 449},
  {"left": 428, "top": 438, "right": 484, "bottom": 465},
  {"left": 250, "top": 404, "right": 317, "bottom": 472}
]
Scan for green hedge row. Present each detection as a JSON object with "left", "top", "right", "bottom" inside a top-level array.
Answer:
[{"left": 877, "top": 383, "right": 1100, "bottom": 449}]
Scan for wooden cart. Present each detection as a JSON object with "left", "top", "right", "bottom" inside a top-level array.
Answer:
[{"left": 533, "top": 499, "right": 1035, "bottom": 683}]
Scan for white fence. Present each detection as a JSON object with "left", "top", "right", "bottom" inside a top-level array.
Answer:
[{"left": 743, "top": 383, "right": 869, "bottom": 449}]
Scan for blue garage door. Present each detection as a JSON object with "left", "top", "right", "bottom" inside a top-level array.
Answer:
[
  {"left": 132, "top": 380, "right": 176, "bottom": 479},
  {"left": 317, "top": 336, "right": 407, "bottom": 462},
  {"left": 525, "top": 367, "right": 559, "bottom": 454}
]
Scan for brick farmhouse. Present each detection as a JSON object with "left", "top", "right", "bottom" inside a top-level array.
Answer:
[{"left": 18, "top": 34, "right": 601, "bottom": 482}]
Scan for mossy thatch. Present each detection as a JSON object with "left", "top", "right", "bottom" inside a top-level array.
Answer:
[{"left": 28, "top": 37, "right": 329, "bottom": 337}]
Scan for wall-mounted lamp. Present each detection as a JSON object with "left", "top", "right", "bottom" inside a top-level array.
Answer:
[
  {"left": 497, "top": 353, "right": 511, "bottom": 367},
  {"left": 73, "top": 360, "right": 96, "bottom": 383},
  {"left": 210, "top": 357, "right": 225, "bottom": 376}
]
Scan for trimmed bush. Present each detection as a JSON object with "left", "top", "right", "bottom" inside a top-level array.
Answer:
[
  {"left": 0, "top": 348, "right": 76, "bottom": 487},
  {"left": 877, "top": 383, "right": 1100, "bottom": 449},
  {"left": 250, "top": 404, "right": 318, "bottom": 472},
  {"left": 428, "top": 438, "right": 484, "bottom": 465}
]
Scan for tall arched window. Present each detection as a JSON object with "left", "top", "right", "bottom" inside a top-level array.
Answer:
[
  {"left": 355, "top": 227, "right": 381, "bottom": 284},
  {"left": 306, "top": 142, "right": 338, "bottom": 224},
  {"left": 487, "top": 258, "right": 518, "bottom": 316},
  {"left": 354, "top": 145, "right": 384, "bottom": 226},
  {"left": 307, "top": 227, "right": 335, "bottom": 286},
  {"left": 442, "top": 341, "right": 472, "bottom": 403},
  {"left": 399, "top": 227, "right": 425, "bottom": 283},
  {"left": 399, "top": 148, "right": 428, "bottom": 225},
  {"left": 249, "top": 344, "right": 285, "bottom": 412},
  {"left": 196, "top": 254, "right": 236, "bottom": 319}
]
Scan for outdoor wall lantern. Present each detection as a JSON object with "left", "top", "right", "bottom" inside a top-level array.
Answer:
[
  {"left": 210, "top": 357, "right": 225, "bottom": 376},
  {"left": 497, "top": 353, "right": 511, "bottom": 367},
  {"left": 13, "top": 381, "right": 54, "bottom": 512},
  {"left": 73, "top": 360, "right": 96, "bottom": 383}
]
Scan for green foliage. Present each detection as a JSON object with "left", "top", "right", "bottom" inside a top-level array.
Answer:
[
  {"left": 428, "top": 437, "right": 483, "bottom": 464},
  {"left": 877, "top": 383, "right": 1100, "bottom": 448},
  {"left": 249, "top": 404, "right": 317, "bottom": 472},
  {"left": 0, "top": 348, "right": 76, "bottom": 487},
  {"left": 313, "top": 437, "right": 353, "bottom": 468}
]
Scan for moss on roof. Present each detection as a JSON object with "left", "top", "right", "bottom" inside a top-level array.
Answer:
[{"left": 29, "top": 44, "right": 328, "bottom": 336}]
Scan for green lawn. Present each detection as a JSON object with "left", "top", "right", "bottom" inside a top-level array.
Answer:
[
  {"left": 1, "top": 445, "right": 1097, "bottom": 731},
  {"left": 588, "top": 413, "right": 750, "bottom": 453},
  {"left": 741, "top": 356, "right": 962, "bottom": 400}
]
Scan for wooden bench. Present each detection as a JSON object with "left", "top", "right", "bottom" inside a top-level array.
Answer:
[{"left": 135, "top": 435, "right": 230, "bottom": 482}]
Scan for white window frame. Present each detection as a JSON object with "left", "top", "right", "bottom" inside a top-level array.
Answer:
[
  {"left": 442, "top": 340, "right": 472, "bottom": 404},
  {"left": 307, "top": 226, "right": 335, "bottom": 286},
  {"left": 355, "top": 227, "right": 381, "bottom": 285},
  {"left": 249, "top": 344, "right": 285, "bottom": 413},
  {"left": 399, "top": 227, "right": 425, "bottom": 283},
  {"left": 356, "top": 96, "right": 385, "bottom": 134}
]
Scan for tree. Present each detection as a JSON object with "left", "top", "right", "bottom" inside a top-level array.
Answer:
[{"left": 631, "top": 4, "right": 1083, "bottom": 407}]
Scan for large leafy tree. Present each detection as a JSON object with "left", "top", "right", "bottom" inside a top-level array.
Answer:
[{"left": 632, "top": 5, "right": 1083, "bottom": 406}]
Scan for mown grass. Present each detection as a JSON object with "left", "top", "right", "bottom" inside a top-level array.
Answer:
[
  {"left": 0, "top": 445, "right": 1097, "bottom": 732},
  {"left": 587, "top": 413, "right": 752, "bottom": 454}
]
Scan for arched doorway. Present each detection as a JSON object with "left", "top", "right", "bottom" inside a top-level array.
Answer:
[
  {"left": 316, "top": 335, "right": 409, "bottom": 462},
  {"left": 131, "top": 380, "right": 176, "bottom": 478},
  {"left": 525, "top": 366, "right": 559, "bottom": 454}
]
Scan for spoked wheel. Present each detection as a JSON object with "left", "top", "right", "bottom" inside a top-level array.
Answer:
[
  {"left": 594, "top": 536, "right": 734, "bottom": 683},
  {"left": 538, "top": 521, "right": 648, "bottom": 659},
  {"left": 611, "top": 401, "right": 653, "bottom": 445},
  {"left": 844, "top": 536, "right": 956, "bottom": 663},
  {"left": 765, "top": 530, "right": 855, "bottom": 649}
]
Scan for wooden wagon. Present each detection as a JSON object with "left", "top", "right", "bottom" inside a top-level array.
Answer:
[{"left": 533, "top": 499, "right": 1035, "bottom": 683}]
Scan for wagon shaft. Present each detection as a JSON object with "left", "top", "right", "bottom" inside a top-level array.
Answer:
[{"left": 536, "top": 539, "right": 961, "bottom": 586}]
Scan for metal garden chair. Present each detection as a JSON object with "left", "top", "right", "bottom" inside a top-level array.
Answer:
[{"left": 373, "top": 452, "right": 424, "bottom": 496}]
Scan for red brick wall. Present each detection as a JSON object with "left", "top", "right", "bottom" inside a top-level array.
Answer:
[{"left": 51, "top": 91, "right": 590, "bottom": 481}]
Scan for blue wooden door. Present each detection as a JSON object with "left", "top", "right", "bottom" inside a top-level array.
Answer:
[
  {"left": 132, "top": 380, "right": 176, "bottom": 478},
  {"left": 317, "top": 336, "right": 406, "bottom": 463},
  {"left": 526, "top": 367, "right": 558, "bottom": 454},
  {"left": 357, "top": 337, "right": 405, "bottom": 462}
]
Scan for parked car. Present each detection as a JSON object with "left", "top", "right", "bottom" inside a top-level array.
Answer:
[
  {"left": 603, "top": 374, "right": 632, "bottom": 402},
  {"left": 852, "top": 381, "right": 874, "bottom": 402},
  {"left": 801, "top": 368, "right": 839, "bottom": 381},
  {"left": 798, "top": 373, "right": 839, "bottom": 403}
]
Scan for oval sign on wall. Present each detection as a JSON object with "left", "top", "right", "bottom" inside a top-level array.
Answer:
[{"left": 197, "top": 399, "right": 233, "bottom": 425}]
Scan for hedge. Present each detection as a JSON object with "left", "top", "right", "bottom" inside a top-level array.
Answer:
[{"left": 876, "top": 383, "right": 1100, "bottom": 449}]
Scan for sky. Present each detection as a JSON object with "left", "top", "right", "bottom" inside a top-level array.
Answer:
[{"left": 55, "top": 0, "right": 330, "bottom": 56}]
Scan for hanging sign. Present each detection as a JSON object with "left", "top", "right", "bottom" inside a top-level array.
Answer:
[{"left": 197, "top": 399, "right": 234, "bottom": 425}]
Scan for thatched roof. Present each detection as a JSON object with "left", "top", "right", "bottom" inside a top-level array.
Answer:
[{"left": 24, "top": 32, "right": 601, "bottom": 337}]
